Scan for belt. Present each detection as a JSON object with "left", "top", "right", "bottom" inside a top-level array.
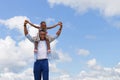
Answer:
[{"left": 36, "top": 58, "right": 48, "bottom": 61}]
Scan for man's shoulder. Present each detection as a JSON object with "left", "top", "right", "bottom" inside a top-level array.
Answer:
[{"left": 47, "top": 35, "right": 58, "bottom": 42}]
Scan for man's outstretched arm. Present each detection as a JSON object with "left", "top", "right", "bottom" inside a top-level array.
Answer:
[
  {"left": 49, "top": 22, "right": 63, "bottom": 43},
  {"left": 24, "top": 20, "right": 34, "bottom": 42}
]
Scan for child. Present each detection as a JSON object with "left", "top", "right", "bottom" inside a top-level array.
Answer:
[{"left": 25, "top": 20, "right": 62, "bottom": 53}]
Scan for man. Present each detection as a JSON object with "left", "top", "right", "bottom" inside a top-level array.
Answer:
[{"left": 24, "top": 20, "right": 62, "bottom": 80}]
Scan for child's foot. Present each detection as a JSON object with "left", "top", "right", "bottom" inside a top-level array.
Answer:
[{"left": 47, "top": 49, "right": 51, "bottom": 53}]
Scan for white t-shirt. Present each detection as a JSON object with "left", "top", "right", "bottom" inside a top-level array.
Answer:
[
  {"left": 26, "top": 34, "right": 58, "bottom": 60},
  {"left": 36, "top": 41, "right": 47, "bottom": 59}
]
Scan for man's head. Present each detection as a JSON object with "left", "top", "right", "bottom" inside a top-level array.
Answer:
[
  {"left": 39, "top": 30, "right": 46, "bottom": 40},
  {"left": 40, "top": 21, "right": 46, "bottom": 29}
]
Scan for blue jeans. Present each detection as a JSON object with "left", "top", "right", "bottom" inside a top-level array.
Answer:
[{"left": 33, "top": 59, "right": 49, "bottom": 80}]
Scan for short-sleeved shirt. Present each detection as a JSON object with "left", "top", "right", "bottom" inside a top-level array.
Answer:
[{"left": 26, "top": 33, "right": 58, "bottom": 60}]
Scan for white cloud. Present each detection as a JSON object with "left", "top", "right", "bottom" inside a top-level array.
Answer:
[
  {"left": 78, "top": 49, "right": 90, "bottom": 56},
  {"left": 51, "top": 74, "right": 73, "bottom": 80},
  {"left": 0, "top": 16, "right": 40, "bottom": 39},
  {"left": 0, "top": 16, "right": 29, "bottom": 33},
  {"left": 1, "top": 61, "right": 120, "bottom": 80},
  {"left": 76, "top": 59, "right": 120, "bottom": 80},
  {"left": 48, "top": 49, "right": 72, "bottom": 62},
  {"left": 49, "top": 63, "right": 60, "bottom": 73},
  {"left": 87, "top": 58, "right": 102, "bottom": 70},
  {"left": 57, "top": 50, "right": 72, "bottom": 62},
  {"left": 48, "top": 0, "right": 120, "bottom": 17},
  {"left": 87, "top": 58, "right": 97, "bottom": 67},
  {"left": 0, "top": 36, "right": 34, "bottom": 73},
  {"left": 51, "top": 59, "right": 120, "bottom": 80},
  {"left": 48, "top": 0, "right": 120, "bottom": 29},
  {"left": 28, "top": 26, "right": 39, "bottom": 37},
  {"left": 50, "top": 40, "right": 72, "bottom": 62},
  {"left": 50, "top": 40, "right": 58, "bottom": 49},
  {"left": 0, "top": 68, "right": 34, "bottom": 80}
]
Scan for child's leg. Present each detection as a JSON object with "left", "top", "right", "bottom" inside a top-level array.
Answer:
[
  {"left": 34, "top": 41, "right": 38, "bottom": 53},
  {"left": 46, "top": 38, "right": 51, "bottom": 53}
]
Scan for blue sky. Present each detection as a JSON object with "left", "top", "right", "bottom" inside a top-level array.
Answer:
[{"left": 0, "top": 0, "right": 120, "bottom": 80}]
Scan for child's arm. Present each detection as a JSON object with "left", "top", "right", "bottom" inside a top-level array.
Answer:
[
  {"left": 47, "top": 22, "right": 62, "bottom": 29},
  {"left": 25, "top": 20, "right": 40, "bottom": 29}
]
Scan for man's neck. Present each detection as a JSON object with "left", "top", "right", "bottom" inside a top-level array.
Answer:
[{"left": 40, "top": 38, "right": 46, "bottom": 41}]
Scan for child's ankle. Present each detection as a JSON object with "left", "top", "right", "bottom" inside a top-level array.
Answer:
[
  {"left": 34, "top": 49, "right": 38, "bottom": 53},
  {"left": 47, "top": 49, "right": 51, "bottom": 53}
]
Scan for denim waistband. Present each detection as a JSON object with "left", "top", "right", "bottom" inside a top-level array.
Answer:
[{"left": 36, "top": 59, "right": 48, "bottom": 61}]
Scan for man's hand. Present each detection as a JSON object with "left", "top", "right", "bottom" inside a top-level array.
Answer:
[
  {"left": 25, "top": 20, "right": 29, "bottom": 23},
  {"left": 58, "top": 22, "right": 62, "bottom": 26},
  {"left": 24, "top": 20, "right": 29, "bottom": 25}
]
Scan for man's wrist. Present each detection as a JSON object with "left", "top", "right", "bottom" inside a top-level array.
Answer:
[
  {"left": 24, "top": 22, "right": 27, "bottom": 26},
  {"left": 24, "top": 24, "right": 26, "bottom": 26},
  {"left": 59, "top": 27, "right": 62, "bottom": 31},
  {"left": 59, "top": 29, "right": 61, "bottom": 31}
]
